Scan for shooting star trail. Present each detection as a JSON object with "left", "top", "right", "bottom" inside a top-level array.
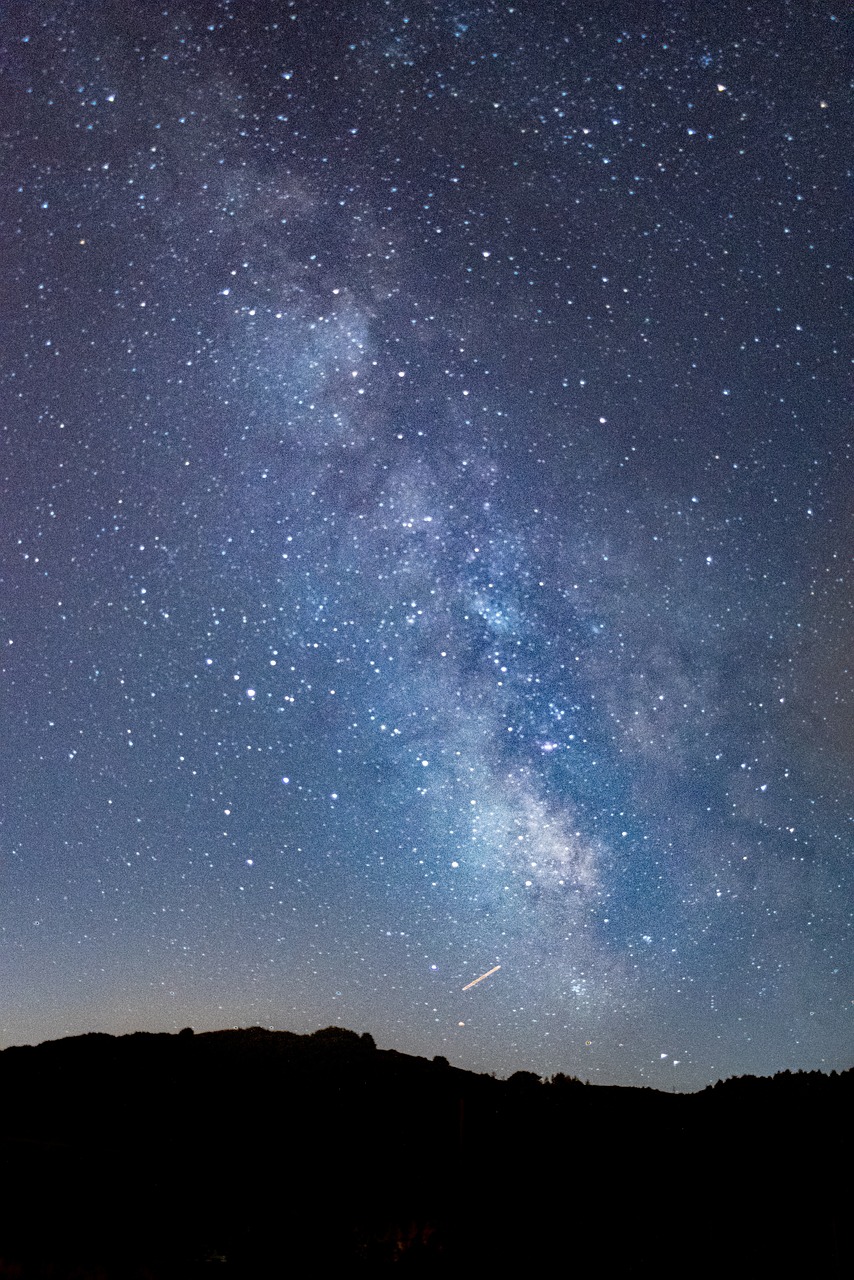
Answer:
[{"left": 462, "top": 965, "right": 501, "bottom": 992}]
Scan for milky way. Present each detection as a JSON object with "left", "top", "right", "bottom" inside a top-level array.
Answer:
[{"left": 1, "top": 1, "right": 850, "bottom": 1089}]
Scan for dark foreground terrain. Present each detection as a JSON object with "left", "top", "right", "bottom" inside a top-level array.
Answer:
[{"left": 0, "top": 1027, "right": 848, "bottom": 1276}]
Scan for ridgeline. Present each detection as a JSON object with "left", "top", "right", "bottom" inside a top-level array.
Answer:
[{"left": 0, "top": 1026, "right": 848, "bottom": 1275}]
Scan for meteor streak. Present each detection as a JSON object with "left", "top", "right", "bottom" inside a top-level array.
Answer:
[{"left": 462, "top": 965, "right": 501, "bottom": 991}]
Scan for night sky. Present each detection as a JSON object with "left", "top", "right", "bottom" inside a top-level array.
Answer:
[{"left": 1, "top": 0, "right": 851, "bottom": 1091}]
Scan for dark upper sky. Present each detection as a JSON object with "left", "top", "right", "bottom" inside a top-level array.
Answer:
[{"left": 1, "top": 0, "right": 850, "bottom": 1090}]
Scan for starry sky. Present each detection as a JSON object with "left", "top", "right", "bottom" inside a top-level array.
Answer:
[{"left": 1, "top": 0, "right": 851, "bottom": 1091}]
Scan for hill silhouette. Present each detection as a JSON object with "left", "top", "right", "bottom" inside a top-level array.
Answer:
[{"left": 0, "top": 1027, "right": 848, "bottom": 1276}]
